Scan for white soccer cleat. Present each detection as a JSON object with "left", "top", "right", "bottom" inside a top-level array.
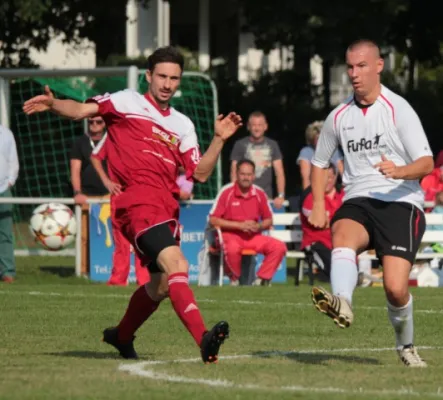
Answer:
[
  {"left": 397, "top": 346, "right": 427, "bottom": 368},
  {"left": 311, "top": 286, "right": 354, "bottom": 328}
]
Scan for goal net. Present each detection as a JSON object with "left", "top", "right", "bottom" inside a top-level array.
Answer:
[{"left": 2, "top": 69, "right": 219, "bottom": 253}]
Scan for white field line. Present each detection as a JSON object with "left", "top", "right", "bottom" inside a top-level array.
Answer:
[
  {"left": 119, "top": 347, "right": 443, "bottom": 397},
  {"left": 0, "top": 289, "right": 443, "bottom": 315}
]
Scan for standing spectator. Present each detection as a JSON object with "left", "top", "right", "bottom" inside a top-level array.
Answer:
[
  {"left": 91, "top": 137, "right": 150, "bottom": 286},
  {"left": 176, "top": 167, "right": 194, "bottom": 201},
  {"left": 70, "top": 116, "right": 109, "bottom": 275},
  {"left": 420, "top": 166, "right": 443, "bottom": 209},
  {"left": 210, "top": 160, "right": 287, "bottom": 286},
  {"left": 297, "top": 120, "right": 344, "bottom": 190},
  {"left": 300, "top": 165, "right": 344, "bottom": 278},
  {"left": 230, "top": 111, "right": 286, "bottom": 208},
  {"left": 0, "top": 124, "right": 19, "bottom": 283}
]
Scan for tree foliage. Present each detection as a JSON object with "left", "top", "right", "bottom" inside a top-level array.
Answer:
[{"left": 0, "top": 0, "right": 151, "bottom": 67}]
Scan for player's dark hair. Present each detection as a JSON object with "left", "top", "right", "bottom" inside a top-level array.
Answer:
[
  {"left": 328, "top": 163, "right": 337, "bottom": 175},
  {"left": 147, "top": 46, "right": 184, "bottom": 72},
  {"left": 237, "top": 159, "right": 255, "bottom": 172}
]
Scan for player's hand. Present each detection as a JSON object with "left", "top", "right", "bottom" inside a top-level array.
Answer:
[
  {"left": 105, "top": 180, "right": 122, "bottom": 195},
  {"left": 308, "top": 206, "right": 329, "bottom": 229},
  {"left": 273, "top": 196, "right": 285, "bottom": 209},
  {"left": 23, "top": 85, "right": 54, "bottom": 115},
  {"left": 214, "top": 112, "right": 243, "bottom": 141},
  {"left": 74, "top": 193, "right": 88, "bottom": 205},
  {"left": 374, "top": 154, "right": 402, "bottom": 179}
]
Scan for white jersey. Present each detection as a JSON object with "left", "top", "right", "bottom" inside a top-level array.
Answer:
[{"left": 312, "top": 85, "right": 432, "bottom": 209}]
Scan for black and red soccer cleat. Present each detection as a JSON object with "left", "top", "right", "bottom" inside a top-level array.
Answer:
[
  {"left": 200, "top": 321, "right": 229, "bottom": 364},
  {"left": 102, "top": 327, "right": 138, "bottom": 359}
]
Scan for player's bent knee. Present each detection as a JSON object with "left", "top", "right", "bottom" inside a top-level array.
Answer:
[
  {"left": 384, "top": 285, "right": 409, "bottom": 306},
  {"left": 332, "top": 219, "right": 369, "bottom": 250},
  {"left": 157, "top": 245, "right": 189, "bottom": 275}
]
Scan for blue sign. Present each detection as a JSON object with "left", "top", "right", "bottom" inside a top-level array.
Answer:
[
  {"left": 89, "top": 203, "right": 137, "bottom": 283},
  {"left": 88, "top": 201, "right": 287, "bottom": 284}
]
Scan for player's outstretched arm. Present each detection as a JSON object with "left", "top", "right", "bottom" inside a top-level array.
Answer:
[
  {"left": 23, "top": 85, "right": 98, "bottom": 120},
  {"left": 193, "top": 112, "right": 242, "bottom": 183}
]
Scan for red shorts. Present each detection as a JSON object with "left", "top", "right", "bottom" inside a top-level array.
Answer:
[{"left": 114, "top": 185, "right": 181, "bottom": 255}]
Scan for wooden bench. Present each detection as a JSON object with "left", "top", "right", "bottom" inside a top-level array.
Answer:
[{"left": 199, "top": 212, "right": 443, "bottom": 286}]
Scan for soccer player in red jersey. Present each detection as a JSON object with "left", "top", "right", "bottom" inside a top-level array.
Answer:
[{"left": 23, "top": 46, "right": 243, "bottom": 364}]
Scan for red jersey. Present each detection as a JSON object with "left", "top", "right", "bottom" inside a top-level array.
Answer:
[
  {"left": 87, "top": 90, "right": 202, "bottom": 208},
  {"left": 209, "top": 183, "right": 273, "bottom": 236},
  {"left": 300, "top": 189, "right": 344, "bottom": 249},
  {"left": 91, "top": 135, "right": 117, "bottom": 181}
]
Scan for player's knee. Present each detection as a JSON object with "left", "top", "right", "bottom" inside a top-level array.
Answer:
[
  {"left": 384, "top": 284, "right": 409, "bottom": 307},
  {"left": 157, "top": 246, "right": 189, "bottom": 275},
  {"left": 332, "top": 220, "right": 369, "bottom": 250}
]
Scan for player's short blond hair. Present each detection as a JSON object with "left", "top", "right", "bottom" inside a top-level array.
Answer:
[
  {"left": 248, "top": 111, "right": 267, "bottom": 122},
  {"left": 305, "top": 120, "right": 324, "bottom": 145}
]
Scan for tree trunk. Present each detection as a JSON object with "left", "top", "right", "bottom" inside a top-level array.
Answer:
[
  {"left": 322, "top": 59, "right": 331, "bottom": 111},
  {"left": 407, "top": 52, "right": 416, "bottom": 93},
  {"left": 293, "top": 41, "right": 312, "bottom": 103}
]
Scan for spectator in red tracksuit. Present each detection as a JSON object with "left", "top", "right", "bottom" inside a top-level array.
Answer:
[
  {"left": 91, "top": 137, "right": 150, "bottom": 286},
  {"left": 420, "top": 166, "right": 443, "bottom": 210},
  {"left": 300, "top": 164, "right": 344, "bottom": 278},
  {"left": 209, "top": 159, "right": 286, "bottom": 286}
]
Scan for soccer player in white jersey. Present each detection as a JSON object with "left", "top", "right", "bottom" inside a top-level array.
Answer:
[{"left": 308, "top": 39, "right": 434, "bottom": 367}]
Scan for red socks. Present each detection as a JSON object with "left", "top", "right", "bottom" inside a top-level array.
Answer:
[
  {"left": 117, "top": 285, "right": 160, "bottom": 342},
  {"left": 168, "top": 272, "right": 207, "bottom": 346},
  {"left": 116, "top": 273, "right": 207, "bottom": 346}
]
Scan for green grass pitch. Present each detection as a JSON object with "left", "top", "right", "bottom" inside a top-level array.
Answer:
[{"left": 0, "top": 257, "right": 442, "bottom": 400}]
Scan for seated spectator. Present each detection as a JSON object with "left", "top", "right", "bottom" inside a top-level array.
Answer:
[
  {"left": 421, "top": 166, "right": 443, "bottom": 209},
  {"left": 176, "top": 167, "right": 194, "bottom": 200},
  {"left": 209, "top": 159, "right": 286, "bottom": 286},
  {"left": 297, "top": 120, "right": 344, "bottom": 190},
  {"left": 300, "top": 165, "right": 344, "bottom": 278}
]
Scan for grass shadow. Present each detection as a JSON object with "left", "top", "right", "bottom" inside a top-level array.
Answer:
[
  {"left": 253, "top": 350, "right": 380, "bottom": 365},
  {"left": 45, "top": 350, "right": 153, "bottom": 360},
  {"left": 39, "top": 266, "right": 75, "bottom": 278}
]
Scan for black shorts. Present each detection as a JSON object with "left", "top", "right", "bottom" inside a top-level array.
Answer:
[
  {"left": 136, "top": 223, "right": 178, "bottom": 274},
  {"left": 331, "top": 197, "right": 425, "bottom": 264}
]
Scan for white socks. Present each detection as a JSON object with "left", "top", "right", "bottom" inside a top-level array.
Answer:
[
  {"left": 387, "top": 294, "right": 414, "bottom": 349},
  {"left": 330, "top": 247, "right": 358, "bottom": 305}
]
